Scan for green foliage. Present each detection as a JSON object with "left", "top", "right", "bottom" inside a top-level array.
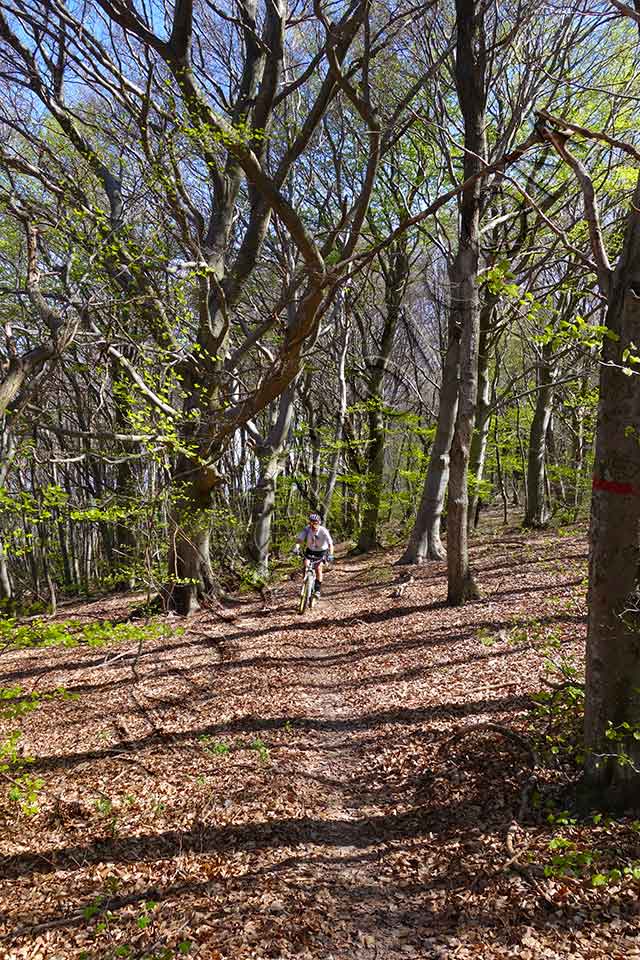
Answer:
[
  {"left": 535, "top": 313, "right": 616, "bottom": 353},
  {"left": 0, "top": 685, "right": 74, "bottom": 814},
  {"left": 543, "top": 835, "right": 597, "bottom": 878},
  {"left": 0, "top": 684, "right": 77, "bottom": 720},
  {"left": 250, "top": 737, "right": 270, "bottom": 764},
  {"left": 529, "top": 660, "right": 585, "bottom": 766},
  {"left": 482, "top": 260, "right": 520, "bottom": 298},
  {"left": 477, "top": 617, "right": 563, "bottom": 654},
  {"left": 0, "top": 731, "right": 44, "bottom": 815},
  {"left": 0, "top": 617, "right": 175, "bottom": 651}
]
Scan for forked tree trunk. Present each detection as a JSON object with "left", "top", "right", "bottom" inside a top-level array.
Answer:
[
  {"left": 583, "top": 176, "right": 640, "bottom": 810},
  {"left": 447, "top": 248, "right": 482, "bottom": 604}
]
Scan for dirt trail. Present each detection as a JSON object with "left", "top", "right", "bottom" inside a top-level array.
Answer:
[{"left": 2, "top": 530, "right": 639, "bottom": 960}]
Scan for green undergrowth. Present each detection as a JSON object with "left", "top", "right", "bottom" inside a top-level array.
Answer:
[
  {"left": 1, "top": 685, "right": 76, "bottom": 815},
  {"left": 1, "top": 619, "right": 178, "bottom": 816},
  {"left": 534, "top": 811, "right": 640, "bottom": 891},
  {"left": 0, "top": 616, "right": 176, "bottom": 650},
  {"left": 474, "top": 617, "right": 640, "bottom": 891}
]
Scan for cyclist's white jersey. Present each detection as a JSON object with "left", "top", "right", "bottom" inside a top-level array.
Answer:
[{"left": 296, "top": 524, "right": 334, "bottom": 553}]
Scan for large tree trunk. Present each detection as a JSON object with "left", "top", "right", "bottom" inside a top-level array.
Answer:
[
  {"left": 166, "top": 458, "right": 219, "bottom": 616},
  {"left": 583, "top": 176, "right": 640, "bottom": 810},
  {"left": 446, "top": 0, "right": 486, "bottom": 606},
  {"left": 398, "top": 309, "right": 460, "bottom": 564},
  {"left": 246, "top": 383, "right": 296, "bottom": 575},
  {"left": 524, "top": 340, "right": 554, "bottom": 527}
]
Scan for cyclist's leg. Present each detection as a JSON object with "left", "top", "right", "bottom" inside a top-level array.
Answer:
[{"left": 316, "top": 552, "right": 327, "bottom": 587}]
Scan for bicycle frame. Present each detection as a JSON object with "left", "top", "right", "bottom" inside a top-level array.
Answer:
[{"left": 298, "top": 556, "right": 324, "bottom": 613}]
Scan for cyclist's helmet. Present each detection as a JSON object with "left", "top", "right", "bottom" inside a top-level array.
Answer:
[{"left": 309, "top": 512, "right": 321, "bottom": 523}]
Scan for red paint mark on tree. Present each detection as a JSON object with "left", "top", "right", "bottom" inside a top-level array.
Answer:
[{"left": 592, "top": 476, "right": 640, "bottom": 497}]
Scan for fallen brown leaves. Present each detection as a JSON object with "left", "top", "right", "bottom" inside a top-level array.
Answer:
[{"left": 1, "top": 521, "right": 639, "bottom": 959}]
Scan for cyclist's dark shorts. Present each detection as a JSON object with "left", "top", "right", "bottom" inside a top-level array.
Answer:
[{"left": 304, "top": 548, "right": 327, "bottom": 561}]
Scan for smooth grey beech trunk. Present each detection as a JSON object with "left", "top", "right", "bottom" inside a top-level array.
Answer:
[
  {"left": 398, "top": 307, "right": 460, "bottom": 564},
  {"left": 524, "top": 340, "right": 554, "bottom": 528},
  {"left": 584, "top": 175, "right": 640, "bottom": 810},
  {"left": 446, "top": 0, "right": 486, "bottom": 606}
]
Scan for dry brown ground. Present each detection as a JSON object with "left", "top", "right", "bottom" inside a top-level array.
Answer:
[{"left": 1, "top": 523, "right": 640, "bottom": 960}]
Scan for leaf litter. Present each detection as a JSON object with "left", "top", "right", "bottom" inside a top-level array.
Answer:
[{"left": 1, "top": 521, "right": 639, "bottom": 959}]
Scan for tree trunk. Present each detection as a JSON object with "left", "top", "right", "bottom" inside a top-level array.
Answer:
[
  {"left": 494, "top": 415, "right": 509, "bottom": 523},
  {"left": 356, "top": 242, "right": 408, "bottom": 553},
  {"left": 447, "top": 250, "right": 482, "bottom": 604},
  {"left": 446, "top": 0, "right": 486, "bottom": 606},
  {"left": 0, "top": 540, "right": 11, "bottom": 602},
  {"left": 398, "top": 314, "right": 460, "bottom": 563},
  {"left": 166, "top": 458, "right": 219, "bottom": 616},
  {"left": 524, "top": 341, "right": 554, "bottom": 527},
  {"left": 357, "top": 404, "right": 386, "bottom": 552},
  {"left": 112, "top": 368, "right": 138, "bottom": 590},
  {"left": 468, "top": 301, "right": 495, "bottom": 533},
  {"left": 320, "top": 307, "right": 350, "bottom": 521},
  {"left": 583, "top": 176, "right": 640, "bottom": 810},
  {"left": 246, "top": 383, "right": 296, "bottom": 575}
]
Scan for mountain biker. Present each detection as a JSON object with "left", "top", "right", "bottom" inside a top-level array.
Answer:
[{"left": 294, "top": 512, "right": 334, "bottom": 599}]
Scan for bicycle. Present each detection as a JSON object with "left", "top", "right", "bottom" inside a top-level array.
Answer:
[{"left": 298, "top": 554, "right": 331, "bottom": 614}]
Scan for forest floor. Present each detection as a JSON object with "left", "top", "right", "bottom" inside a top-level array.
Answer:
[{"left": 2, "top": 520, "right": 640, "bottom": 960}]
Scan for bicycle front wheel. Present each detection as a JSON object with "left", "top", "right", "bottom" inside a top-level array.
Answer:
[{"left": 299, "top": 575, "right": 312, "bottom": 614}]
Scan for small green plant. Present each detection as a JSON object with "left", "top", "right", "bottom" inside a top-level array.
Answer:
[
  {"left": 592, "top": 862, "right": 640, "bottom": 886},
  {"left": 544, "top": 836, "right": 597, "bottom": 878},
  {"left": 94, "top": 795, "right": 114, "bottom": 815},
  {"left": 82, "top": 895, "right": 105, "bottom": 921},
  {"left": 198, "top": 735, "right": 230, "bottom": 756},
  {"left": 250, "top": 737, "right": 270, "bottom": 764},
  {"left": 136, "top": 899, "right": 158, "bottom": 930},
  {"left": 0, "top": 685, "right": 77, "bottom": 721},
  {"left": 1, "top": 716, "right": 49, "bottom": 815}
]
